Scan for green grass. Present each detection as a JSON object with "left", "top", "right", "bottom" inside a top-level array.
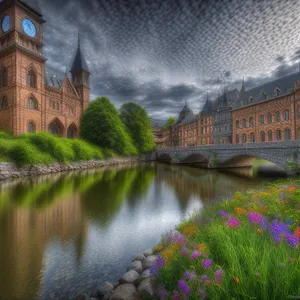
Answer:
[
  {"left": 0, "top": 132, "right": 118, "bottom": 166},
  {"left": 152, "top": 179, "right": 300, "bottom": 299}
]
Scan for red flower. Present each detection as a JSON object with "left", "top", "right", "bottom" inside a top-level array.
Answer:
[
  {"left": 294, "top": 228, "right": 300, "bottom": 239},
  {"left": 234, "top": 276, "right": 240, "bottom": 283}
]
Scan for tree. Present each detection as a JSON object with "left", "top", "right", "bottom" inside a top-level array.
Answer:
[
  {"left": 120, "top": 102, "right": 156, "bottom": 153},
  {"left": 164, "top": 117, "right": 176, "bottom": 128},
  {"left": 80, "top": 97, "right": 137, "bottom": 156}
]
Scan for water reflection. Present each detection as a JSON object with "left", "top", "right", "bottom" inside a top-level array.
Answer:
[{"left": 0, "top": 163, "right": 278, "bottom": 300}]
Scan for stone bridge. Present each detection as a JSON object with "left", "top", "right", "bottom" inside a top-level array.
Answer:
[{"left": 156, "top": 141, "right": 300, "bottom": 174}]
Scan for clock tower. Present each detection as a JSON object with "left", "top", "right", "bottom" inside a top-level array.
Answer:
[{"left": 0, "top": 0, "right": 46, "bottom": 135}]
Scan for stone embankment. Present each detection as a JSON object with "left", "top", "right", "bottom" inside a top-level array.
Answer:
[
  {"left": 76, "top": 248, "right": 160, "bottom": 300},
  {"left": 0, "top": 154, "right": 155, "bottom": 181}
]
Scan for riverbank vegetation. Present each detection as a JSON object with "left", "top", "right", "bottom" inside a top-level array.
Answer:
[
  {"left": 151, "top": 179, "right": 300, "bottom": 299},
  {"left": 0, "top": 132, "right": 109, "bottom": 166}
]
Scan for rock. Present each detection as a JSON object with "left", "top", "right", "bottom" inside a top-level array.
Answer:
[
  {"left": 120, "top": 269, "right": 140, "bottom": 284},
  {"left": 133, "top": 254, "right": 145, "bottom": 261},
  {"left": 137, "top": 278, "right": 156, "bottom": 297},
  {"left": 140, "top": 268, "right": 153, "bottom": 279},
  {"left": 97, "top": 282, "right": 114, "bottom": 297},
  {"left": 75, "top": 294, "right": 89, "bottom": 300},
  {"left": 142, "top": 255, "right": 157, "bottom": 270},
  {"left": 109, "top": 283, "right": 139, "bottom": 300},
  {"left": 143, "top": 248, "right": 153, "bottom": 257},
  {"left": 127, "top": 260, "right": 142, "bottom": 273}
]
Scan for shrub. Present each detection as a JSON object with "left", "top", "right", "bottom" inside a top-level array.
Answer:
[
  {"left": 0, "top": 132, "right": 9, "bottom": 139},
  {"left": 71, "top": 139, "right": 103, "bottom": 161}
]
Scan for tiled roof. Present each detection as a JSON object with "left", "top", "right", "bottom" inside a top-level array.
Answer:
[
  {"left": 177, "top": 115, "right": 197, "bottom": 125},
  {"left": 45, "top": 65, "right": 66, "bottom": 89},
  {"left": 19, "top": 0, "right": 42, "bottom": 16},
  {"left": 214, "top": 89, "right": 239, "bottom": 109},
  {"left": 234, "top": 71, "right": 300, "bottom": 109},
  {"left": 180, "top": 104, "right": 192, "bottom": 113},
  {"left": 201, "top": 99, "right": 213, "bottom": 116},
  {"left": 70, "top": 46, "right": 90, "bottom": 73}
]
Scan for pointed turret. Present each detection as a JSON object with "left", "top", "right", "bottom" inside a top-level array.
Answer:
[{"left": 70, "top": 34, "right": 90, "bottom": 73}]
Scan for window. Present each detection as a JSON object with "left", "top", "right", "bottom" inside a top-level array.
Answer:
[
  {"left": 276, "top": 111, "right": 280, "bottom": 122},
  {"left": 250, "top": 132, "right": 255, "bottom": 143},
  {"left": 284, "top": 128, "right": 291, "bottom": 141},
  {"left": 0, "top": 96, "right": 8, "bottom": 110},
  {"left": 284, "top": 109, "right": 289, "bottom": 121},
  {"left": 261, "top": 91, "right": 267, "bottom": 100},
  {"left": 248, "top": 96, "right": 254, "bottom": 104},
  {"left": 242, "top": 133, "right": 247, "bottom": 143},
  {"left": 274, "top": 87, "right": 280, "bottom": 96},
  {"left": 249, "top": 117, "right": 254, "bottom": 127},
  {"left": 260, "top": 131, "right": 265, "bottom": 142},
  {"left": 268, "top": 113, "right": 272, "bottom": 124},
  {"left": 242, "top": 119, "right": 246, "bottom": 128},
  {"left": 268, "top": 130, "right": 273, "bottom": 141},
  {"left": 27, "top": 97, "right": 38, "bottom": 110},
  {"left": 260, "top": 115, "right": 264, "bottom": 125},
  {"left": 276, "top": 129, "right": 281, "bottom": 141},
  {"left": 236, "top": 134, "right": 239, "bottom": 144},
  {"left": 236, "top": 120, "right": 239, "bottom": 129},
  {"left": 27, "top": 70, "right": 36, "bottom": 88},
  {"left": 1, "top": 68, "right": 7, "bottom": 87},
  {"left": 27, "top": 121, "right": 36, "bottom": 133}
]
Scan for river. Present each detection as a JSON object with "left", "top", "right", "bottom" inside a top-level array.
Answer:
[{"left": 0, "top": 162, "right": 283, "bottom": 299}]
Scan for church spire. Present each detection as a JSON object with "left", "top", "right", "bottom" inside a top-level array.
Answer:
[
  {"left": 78, "top": 32, "right": 80, "bottom": 49},
  {"left": 70, "top": 33, "right": 90, "bottom": 73}
]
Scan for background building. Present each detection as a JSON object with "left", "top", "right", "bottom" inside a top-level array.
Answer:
[{"left": 0, "top": 0, "right": 90, "bottom": 137}]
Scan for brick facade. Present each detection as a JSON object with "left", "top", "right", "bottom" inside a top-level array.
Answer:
[{"left": 0, "top": 0, "right": 90, "bottom": 137}]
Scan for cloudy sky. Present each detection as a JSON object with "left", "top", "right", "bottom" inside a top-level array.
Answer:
[{"left": 40, "top": 0, "right": 300, "bottom": 120}]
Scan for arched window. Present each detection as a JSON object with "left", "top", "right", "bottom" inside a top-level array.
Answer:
[
  {"left": 284, "top": 109, "right": 289, "bottom": 121},
  {"left": 27, "top": 70, "right": 36, "bottom": 88},
  {"left": 268, "top": 113, "right": 272, "bottom": 124},
  {"left": 1, "top": 68, "right": 8, "bottom": 87},
  {"left": 268, "top": 130, "right": 273, "bottom": 141},
  {"left": 242, "top": 119, "right": 246, "bottom": 128},
  {"left": 250, "top": 132, "right": 255, "bottom": 143},
  {"left": 242, "top": 133, "right": 247, "bottom": 143},
  {"left": 27, "top": 97, "right": 38, "bottom": 110},
  {"left": 248, "top": 96, "right": 254, "bottom": 104},
  {"left": 27, "top": 121, "right": 36, "bottom": 133},
  {"left": 249, "top": 117, "right": 254, "bottom": 127},
  {"left": 260, "top": 115, "right": 264, "bottom": 125},
  {"left": 276, "top": 129, "right": 281, "bottom": 141},
  {"left": 236, "top": 134, "right": 239, "bottom": 144},
  {"left": 260, "top": 131, "right": 265, "bottom": 142},
  {"left": 236, "top": 120, "right": 239, "bottom": 129},
  {"left": 0, "top": 96, "right": 8, "bottom": 110},
  {"left": 284, "top": 128, "right": 291, "bottom": 141},
  {"left": 276, "top": 111, "right": 280, "bottom": 122}
]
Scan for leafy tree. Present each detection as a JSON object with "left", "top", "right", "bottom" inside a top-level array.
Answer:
[
  {"left": 80, "top": 97, "right": 137, "bottom": 156},
  {"left": 164, "top": 117, "right": 176, "bottom": 128},
  {"left": 120, "top": 102, "right": 156, "bottom": 153}
]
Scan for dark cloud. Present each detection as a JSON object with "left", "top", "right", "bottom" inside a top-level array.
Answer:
[{"left": 39, "top": 0, "right": 300, "bottom": 119}]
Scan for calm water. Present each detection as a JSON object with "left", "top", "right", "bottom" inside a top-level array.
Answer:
[{"left": 0, "top": 163, "right": 281, "bottom": 300}]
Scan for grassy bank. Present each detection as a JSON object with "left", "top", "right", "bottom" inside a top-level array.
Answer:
[
  {"left": 151, "top": 179, "right": 300, "bottom": 299},
  {"left": 0, "top": 132, "right": 117, "bottom": 166}
]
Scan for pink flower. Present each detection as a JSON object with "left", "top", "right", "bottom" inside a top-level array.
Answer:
[
  {"left": 226, "top": 217, "right": 240, "bottom": 228},
  {"left": 202, "top": 259, "right": 212, "bottom": 269},
  {"left": 191, "top": 250, "right": 201, "bottom": 259},
  {"left": 248, "top": 212, "right": 262, "bottom": 225}
]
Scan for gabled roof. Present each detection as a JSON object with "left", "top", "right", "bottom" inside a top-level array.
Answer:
[
  {"left": 177, "top": 115, "right": 197, "bottom": 125},
  {"left": 19, "top": 0, "right": 43, "bottom": 16},
  {"left": 234, "top": 71, "right": 300, "bottom": 109},
  {"left": 45, "top": 65, "right": 66, "bottom": 89},
  {"left": 180, "top": 104, "right": 192, "bottom": 113},
  {"left": 214, "top": 88, "right": 239, "bottom": 109}
]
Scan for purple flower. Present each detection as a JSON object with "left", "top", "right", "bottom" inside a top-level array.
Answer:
[
  {"left": 261, "top": 216, "right": 267, "bottom": 231},
  {"left": 279, "top": 263, "right": 285, "bottom": 267},
  {"left": 202, "top": 259, "right": 212, "bottom": 269},
  {"left": 285, "top": 233, "right": 299, "bottom": 248},
  {"left": 192, "top": 242, "right": 197, "bottom": 248},
  {"left": 214, "top": 269, "right": 223, "bottom": 284},
  {"left": 279, "top": 193, "right": 285, "bottom": 200},
  {"left": 157, "top": 285, "right": 168, "bottom": 299},
  {"left": 181, "top": 247, "right": 188, "bottom": 256},
  {"left": 198, "top": 289, "right": 206, "bottom": 299},
  {"left": 184, "top": 270, "right": 196, "bottom": 280},
  {"left": 248, "top": 212, "right": 262, "bottom": 225},
  {"left": 269, "top": 220, "right": 290, "bottom": 243},
  {"left": 173, "top": 291, "right": 180, "bottom": 300},
  {"left": 227, "top": 217, "right": 240, "bottom": 228},
  {"left": 191, "top": 250, "right": 201, "bottom": 259},
  {"left": 201, "top": 274, "right": 209, "bottom": 281},
  {"left": 156, "top": 257, "right": 165, "bottom": 267},
  {"left": 219, "top": 210, "right": 230, "bottom": 218},
  {"left": 150, "top": 264, "right": 159, "bottom": 276},
  {"left": 178, "top": 279, "right": 190, "bottom": 296}
]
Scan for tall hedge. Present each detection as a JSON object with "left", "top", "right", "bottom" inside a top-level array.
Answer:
[
  {"left": 80, "top": 97, "right": 137, "bottom": 156},
  {"left": 120, "top": 102, "right": 156, "bottom": 153}
]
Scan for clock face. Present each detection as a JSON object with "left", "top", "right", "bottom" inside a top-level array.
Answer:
[
  {"left": 22, "top": 18, "right": 37, "bottom": 37},
  {"left": 1, "top": 15, "right": 10, "bottom": 33}
]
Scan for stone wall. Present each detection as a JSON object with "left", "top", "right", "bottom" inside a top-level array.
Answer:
[{"left": 0, "top": 153, "right": 156, "bottom": 181}]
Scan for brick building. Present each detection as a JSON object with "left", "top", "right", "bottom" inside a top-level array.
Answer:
[{"left": 0, "top": 0, "right": 90, "bottom": 137}]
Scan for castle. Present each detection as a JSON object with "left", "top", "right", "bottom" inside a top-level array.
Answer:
[
  {"left": 0, "top": 0, "right": 90, "bottom": 137},
  {"left": 157, "top": 71, "right": 300, "bottom": 147}
]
